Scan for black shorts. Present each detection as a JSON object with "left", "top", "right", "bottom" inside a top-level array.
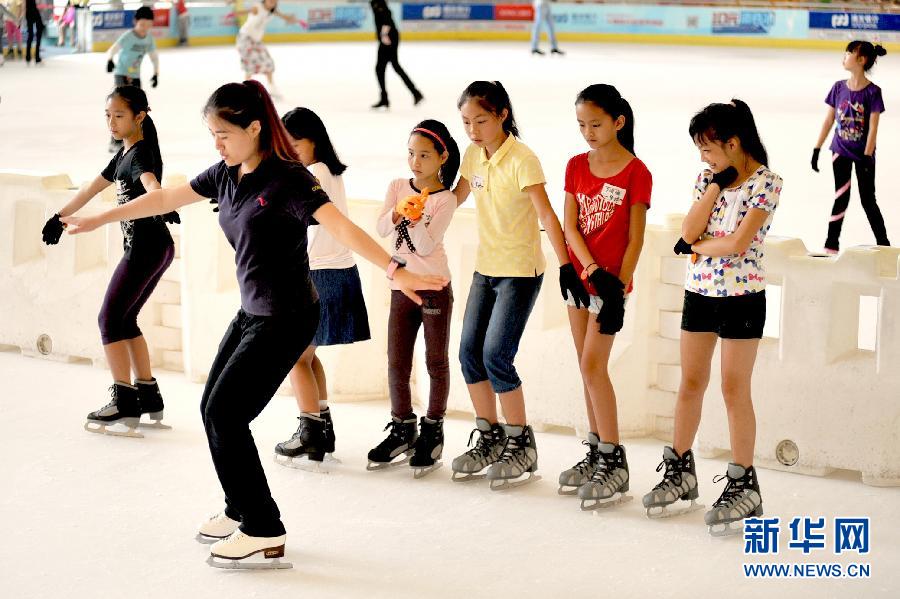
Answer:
[{"left": 680, "top": 290, "right": 766, "bottom": 339}]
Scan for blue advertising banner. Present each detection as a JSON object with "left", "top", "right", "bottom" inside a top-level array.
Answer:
[
  {"left": 92, "top": 10, "right": 133, "bottom": 31},
  {"left": 809, "top": 12, "right": 900, "bottom": 32},
  {"left": 402, "top": 3, "right": 495, "bottom": 21}
]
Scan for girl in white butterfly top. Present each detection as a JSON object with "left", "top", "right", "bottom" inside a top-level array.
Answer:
[{"left": 645, "top": 99, "right": 783, "bottom": 535}]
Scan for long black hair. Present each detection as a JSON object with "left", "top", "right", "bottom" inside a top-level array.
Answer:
[
  {"left": 281, "top": 107, "right": 348, "bottom": 176},
  {"left": 688, "top": 99, "right": 768, "bottom": 167},
  {"left": 203, "top": 80, "right": 300, "bottom": 164},
  {"left": 846, "top": 40, "right": 887, "bottom": 72},
  {"left": 410, "top": 119, "right": 460, "bottom": 187},
  {"left": 108, "top": 85, "right": 162, "bottom": 180},
  {"left": 576, "top": 84, "right": 636, "bottom": 155},
  {"left": 457, "top": 80, "right": 520, "bottom": 138}
]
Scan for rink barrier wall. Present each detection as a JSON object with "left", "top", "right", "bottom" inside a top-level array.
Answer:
[
  {"left": 0, "top": 171, "right": 186, "bottom": 372},
  {"left": 3, "top": 171, "right": 899, "bottom": 485},
  {"left": 84, "top": 3, "right": 900, "bottom": 53}
]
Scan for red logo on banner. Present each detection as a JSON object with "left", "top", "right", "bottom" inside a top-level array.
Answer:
[
  {"left": 153, "top": 8, "right": 170, "bottom": 27},
  {"left": 495, "top": 5, "right": 534, "bottom": 21}
]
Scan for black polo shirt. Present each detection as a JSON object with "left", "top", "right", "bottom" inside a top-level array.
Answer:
[{"left": 189, "top": 157, "right": 331, "bottom": 316}]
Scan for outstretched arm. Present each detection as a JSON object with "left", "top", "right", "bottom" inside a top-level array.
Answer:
[{"left": 60, "top": 183, "right": 205, "bottom": 233}]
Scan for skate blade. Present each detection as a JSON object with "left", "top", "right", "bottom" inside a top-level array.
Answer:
[
  {"left": 451, "top": 471, "right": 487, "bottom": 483},
  {"left": 645, "top": 499, "right": 705, "bottom": 520},
  {"left": 84, "top": 421, "right": 143, "bottom": 439},
  {"left": 708, "top": 521, "right": 744, "bottom": 537},
  {"left": 206, "top": 555, "right": 292, "bottom": 570},
  {"left": 196, "top": 533, "right": 228, "bottom": 545},
  {"left": 489, "top": 473, "right": 541, "bottom": 491},
  {"left": 411, "top": 461, "right": 442, "bottom": 479},
  {"left": 580, "top": 493, "right": 634, "bottom": 512},
  {"left": 138, "top": 419, "right": 172, "bottom": 430},
  {"left": 273, "top": 453, "right": 334, "bottom": 473},
  {"left": 557, "top": 485, "right": 580, "bottom": 496},
  {"left": 366, "top": 455, "right": 410, "bottom": 471}
]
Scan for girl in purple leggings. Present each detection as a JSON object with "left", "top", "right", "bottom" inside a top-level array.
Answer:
[{"left": 41, "top": 85, "right": 179, "bottom": 438}]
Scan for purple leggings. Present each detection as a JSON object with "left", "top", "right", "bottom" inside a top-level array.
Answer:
[{"left": 99, "top": 244, "right": 175, "bottom": 344}]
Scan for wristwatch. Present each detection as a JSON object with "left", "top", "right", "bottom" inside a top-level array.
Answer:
[{"left": 386, "top": 254, "right": 407, "bottom": 280}]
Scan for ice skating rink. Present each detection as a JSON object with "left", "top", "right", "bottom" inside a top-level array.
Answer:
[{"left": 1, "top": 41, "right": 900, "bottom": 597}]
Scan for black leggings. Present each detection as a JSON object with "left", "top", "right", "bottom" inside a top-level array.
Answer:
[
  {"left": 98, "top": 244, "right": 174, "bottom": 344},
  {"left": 375, "top": 35, "right": 419, "bottom": 101},
  {"left": 201, "top": 308, "right": 318, "bottom": 537},
  {"left": 25, "top": 12, "right": 43, "bottom": 61},
  {"left": 827, "top": 154, "right": 890, "bottom": 251}
]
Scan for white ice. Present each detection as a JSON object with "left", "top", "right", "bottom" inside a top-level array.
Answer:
[{"left": 1, "top": 41, "right": 899, "bottom": 598}]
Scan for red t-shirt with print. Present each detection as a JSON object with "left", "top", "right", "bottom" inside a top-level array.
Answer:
[{"left": 564, "top": 154, "right": 652, "bottom": 294}]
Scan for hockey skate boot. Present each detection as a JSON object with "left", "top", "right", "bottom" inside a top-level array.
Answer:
[
  {"left": 84, "top": 383, "right": 142, "bottom": 438},
  {"left": 705, "top": 463, "right": 763, "bottom": 537},
  {"left": 135, "top": 378, "right": 171, "bottom": 429},
  {"left": 558, "top": 432, "right": 601, "bottom": 495},
  {"left": 367, "top": 414, "right": 417, "bottom": 470},
  {"left": 642, "top": 446, "right": 703, "bottom": 519},
  {"left": 451, "top": 418, "right": 506, "bottom": 482},
  {"left": 486, "top": 424, "right": 540, "bottom": 491},
  {"left": 409, "top": 417, "right": 444, "bottom": 478},
  {"left": 578, "top": 442, "right": 632, "bottom": 510}
]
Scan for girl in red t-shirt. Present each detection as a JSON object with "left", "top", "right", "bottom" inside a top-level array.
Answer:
[{"left": 557, "top": 84, "right": 652, "bottom": 510}]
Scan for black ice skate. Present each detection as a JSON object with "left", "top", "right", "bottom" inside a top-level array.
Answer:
[
  {"left": 367, "top": 414, "right": 417, "bottom": 471},
  {"left": 84, "top": 383, "right": 142, "bottom": 438}
]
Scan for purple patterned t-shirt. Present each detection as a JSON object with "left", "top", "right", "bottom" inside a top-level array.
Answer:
[{"left": 826, "top": 80, "right": 886, "bottom": 161}]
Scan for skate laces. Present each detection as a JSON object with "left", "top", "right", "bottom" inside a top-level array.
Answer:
[
  {"left": 375, "top": 420, "right": 409, "bottom": 451},
  {"left": 497, "top": 434, "right": 528, "bottom": 467},
  {"left": 96, "top": 385, "right": 119, "bottom": 413},
  {"left": 652, "top": 457, "right": 683, "bottom": 491},
  {"left": 588, "top": 450, "right": 619, "bottom": 484},
  {"left": 711, "top": 474, "right": 745, "bottom": 508},
  {"left": 572, "top": 441, "right": 599, "bottom": 474},
  {"left": 465, "top": 427, "right": 497, "bottom": 459}
]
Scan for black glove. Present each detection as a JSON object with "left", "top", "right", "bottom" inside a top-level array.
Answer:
[
  {"left": 106, "top": 59, "right": 115, "bottom": 73},
  {"left": 673, "top": 237, "right": 693, "bottom": 255},
  {"left": 597, "top": 293, "right": 625, "bottom": 335},
  {"left": 151, "top": 74, "right": 158, "bottom": 88},
  {"left": 711, "top": 166, "right": 738, "bottom": 189},
  {"left": 811, "top": 148, "right": 820, "bottom": 172},
  {"left": 41, "top": 213, "right": 65, "bottom": 245},
  {"left": 588, "top": 267, "right": 624, "bottom": 300},
  {"left": 209, "top": 199, "right": 219, "bottom": 213},
  {"left": 559, "top": 263, "right": 589, "bottom": 309},
  {"left": 162, "top": 211, "right": 180, "bottom": 224},
  {"left": 859, "top": 154, "right": 875, "bottom": 172}
]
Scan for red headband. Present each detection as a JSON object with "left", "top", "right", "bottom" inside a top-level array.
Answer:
[{"left": 412, "top": 127, "right": 446, "bottom": 151}]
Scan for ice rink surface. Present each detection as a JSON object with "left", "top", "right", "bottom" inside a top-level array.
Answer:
[
  {"left": 1, "top": 40, "right": 898, "bottom": 249},
  {"left": 1, "top": 41, "right": 899, "bottom": 597}
]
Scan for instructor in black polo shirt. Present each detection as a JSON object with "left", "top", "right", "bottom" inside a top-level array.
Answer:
[{"left": 62, "top": 80, "right": 447, "bottom": 569}]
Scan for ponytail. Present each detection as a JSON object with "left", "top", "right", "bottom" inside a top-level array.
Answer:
[
  {"left": 575, "top": 84, "right": 636, "bottom": 155},
  {"left": 282, "top": 107, "right": 348, "bottom": 176},
  {"left": 846, "top": 40, "right": 888, "bottom": 72},
  {"left": 108, "top": 85, "right": 163, "bottom": 180},
  {"left": 457, "top": 80, "right": 520, "bottom": 138},
  {"left": 203, "top": 80, "right": 301, "bottom": 164},
  {"left": 688, "top": 98, "right": 769, "bottom": 167},
  {"left": 411, "top": 119, "right": 460, "bottom": 187}
]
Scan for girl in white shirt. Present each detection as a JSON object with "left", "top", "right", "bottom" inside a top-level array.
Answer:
[
  {"left": 274, "top": 107, "right": 371, "bottom": 471},
  {"left": 232, "top": 0, "right": 305, "bottom": 98}
]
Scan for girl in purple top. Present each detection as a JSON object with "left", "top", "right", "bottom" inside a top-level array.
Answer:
[
  {"left": 812, "top": 41, "right": 889, "bottom": 253},
  {"left": 62, "top": 80, "right": 446, "bottom": 570}
]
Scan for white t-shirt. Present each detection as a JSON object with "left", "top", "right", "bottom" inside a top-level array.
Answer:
[
  {"left": 239, "top": 3, "right": 275, "bottom": 42},
  {"left": 306, "top": 162, "right": 355, "bottom": 270},
  {"left": 685, "top": 166, "right": 782, "bottom": 297}
]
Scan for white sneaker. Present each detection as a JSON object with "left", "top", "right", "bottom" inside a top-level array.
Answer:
[
  {"left": 196, "top": 510, "right": 240, "bottom": 544},
  {"left": 208, "top": 530, "right": 291, "bottom": 569}
]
